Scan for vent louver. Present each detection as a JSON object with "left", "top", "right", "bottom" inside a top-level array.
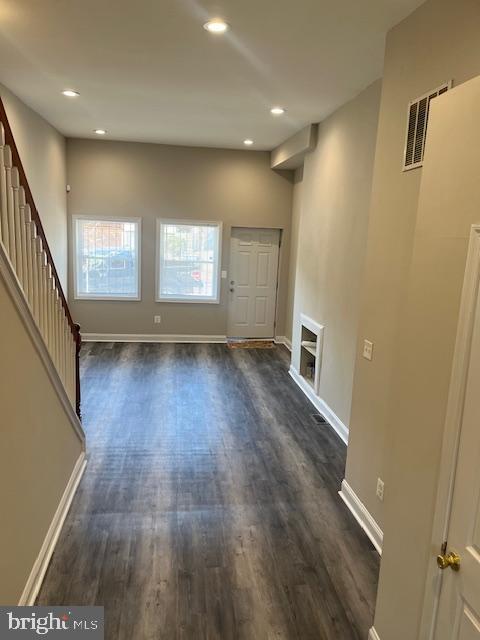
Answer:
[{"left": 403, "top": 82, "right": 451, "bottom": 171}]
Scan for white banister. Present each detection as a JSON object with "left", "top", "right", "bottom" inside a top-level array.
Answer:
[{"left": 0, "top": 111, "right": 81, "bottom": 418}]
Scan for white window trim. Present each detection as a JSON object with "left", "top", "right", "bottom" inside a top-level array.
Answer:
[
  {"left": 72, "top": 214, "right": 142, "bottom": 301},
  {"left": 156, "top": 218, "right": 223, "bottom": 304}
]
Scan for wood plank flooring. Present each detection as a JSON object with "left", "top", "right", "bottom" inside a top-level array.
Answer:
[{"left": 37, "top": 343, "right": 379, "bottom": 639}]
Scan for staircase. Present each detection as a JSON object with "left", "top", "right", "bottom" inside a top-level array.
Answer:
[{"left": 0, "top": 97, "right": 81, "bottom": 418}]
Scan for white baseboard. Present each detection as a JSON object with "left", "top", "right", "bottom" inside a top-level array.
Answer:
[
  {"left": 369, "top": 627, "right": 381, "bottom": 640},
  {"left": 339, "top": 479, "right": 383, "bottom": 555},
  {"left": 18, "top": 452, "right": 87, "bottom": 605},
  {"left": 289, "top": 365, "right": 349, "bottom": 444},
  {"left": 82, "top": 333, "right": 227, "bottom": 343},
  {"left": 84, "top": 333, "right": 294, "bottom": 348},
  {"left": 275, "top": 336, "right": 292, "bottom": 351}
]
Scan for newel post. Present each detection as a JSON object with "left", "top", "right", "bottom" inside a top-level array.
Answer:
[{"left": 74, "top": 323, "right": 82, "bottom": 420}]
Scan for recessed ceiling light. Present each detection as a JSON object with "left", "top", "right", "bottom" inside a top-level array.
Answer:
[
  {"left": 270, "top": 106, "right": 286, "bottom": 115},
  {"left": 94, "top": 129, "right": 107, "bottom": 135},
  {"left": 62, "top": 89, "right": 80, "bottom": 97},
  {"left": 243, "top": 139, "right": 254, "bottom": 146},
  {"left": 203, "top": 19, "right": 229, "bottom": 34}
]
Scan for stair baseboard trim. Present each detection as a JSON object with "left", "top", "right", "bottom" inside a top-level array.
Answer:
[
  {"left": 18, "top": 452, "right": 87, "bottom": 605},
  {"left": 339, "top": 479, "right": 383, "bottom": 555},
  {"left": 82, "top": 333, "right": 227, "bottom": 343},
  {"left": 369, "top": 627, "right": 381, "bottom": 640},
  {"left": 0, "top": 242, "right": 85, "bottom": 446},
  {"left": 275, "top": 335, "right": 292, "bottom": 350},
  {"left": 289, "top": 365, "right": 349, "bottom": 444}
]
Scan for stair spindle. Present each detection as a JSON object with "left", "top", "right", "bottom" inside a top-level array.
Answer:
[
  {"left": 18, "top": 186, "right": 29, "bottom": 297},
  {"left": 46, "top": 264, "right": 54, "bottom": 358},
  {"left": 35, "top": 236, "right": 46, "bottom": 338},
  {"left": 11, "top": 167, "right": 23, "bottom": 280},
  {"left": 23, "top": 204, "right": 34, "bottom": 309},
  {"left": 0, "top": 124, "right": 7, "bottom": 248},
  {"left": 4, "top": 145, "right": 15, "bottom": 262},
  {"left": 29, "top": 222, "right": 40, "bottom": 324}
]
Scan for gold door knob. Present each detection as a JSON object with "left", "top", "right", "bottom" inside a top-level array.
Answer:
[{"left": 437, "top": 551, "right": 461, "bottom": 571}]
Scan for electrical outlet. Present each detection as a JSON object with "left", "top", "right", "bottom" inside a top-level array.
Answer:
[
  {"left": 363, "top": 339, "right": 374, "bottom": 361},
  {"left": 376, "top": 478, "right": 385, "bottom": 501},
  {"left": 154, "top": 315, "right": 162, "bottom": 324}
]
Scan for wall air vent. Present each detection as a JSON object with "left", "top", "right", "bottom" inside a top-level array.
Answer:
[{"left": 403, "top": 81, "right": 451, "bottom": 171}]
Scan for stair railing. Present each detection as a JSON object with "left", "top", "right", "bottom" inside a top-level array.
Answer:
[{"left": 0, "top": 98, "right": 81, "bottom": 418}]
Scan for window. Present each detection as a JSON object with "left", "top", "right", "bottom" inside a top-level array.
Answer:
[
  {"left": 74, "top": 216, "right": 141, "bottom": 300},
  {"left": 157, "top": 219, "right": 222, "bottom": 303}
]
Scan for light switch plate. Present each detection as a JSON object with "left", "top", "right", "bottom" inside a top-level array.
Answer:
[
  {"left": 363, "top": 339, "right": 374, "bottom": 361},
  {"left": 154, "top": 315, "right": 162, "bottom": 324},
  {"left": 221, "top": 270, "right": 227, "bottom": 279}
]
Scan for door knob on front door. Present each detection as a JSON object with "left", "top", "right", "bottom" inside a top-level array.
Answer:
[
  {"left": 229, "top": 287, "right": 234, "bottom": 292},
  {"left": 437, "top": 551, "right": 461, "bottom": 571}
]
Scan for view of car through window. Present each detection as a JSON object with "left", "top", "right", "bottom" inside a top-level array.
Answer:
[
  {"left": 158, "top": 221, "right": 220, "bottom": 302},
  {"left": 75, "top": 218, "right": 139, "bottom": 299}
]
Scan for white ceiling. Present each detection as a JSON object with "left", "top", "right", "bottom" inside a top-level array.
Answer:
[{"left": 0, "top": 0, "right": 424, "bottom": 150}]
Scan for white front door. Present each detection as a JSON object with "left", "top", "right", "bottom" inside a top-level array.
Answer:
[
  {"left": 227, "top": 227, "right": 280, "bottom": 339},
  {"left": 435, "top": 282, "right": 480, "bottom": 638}
]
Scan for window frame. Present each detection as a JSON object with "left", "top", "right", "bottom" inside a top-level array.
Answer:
[
  {"left": 72, "top": 214, "right": 142, "bottom": 301},
  {"left": 156, "top": 218, "right": 223, "bottom": 304}
]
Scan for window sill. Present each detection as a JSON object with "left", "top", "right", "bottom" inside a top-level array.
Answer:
[
  {"left": 74, "top": 295, "right": 141, "bottom": 302},
  {"left": 156, "top": 297, "right": 220, "bottom": 304}
]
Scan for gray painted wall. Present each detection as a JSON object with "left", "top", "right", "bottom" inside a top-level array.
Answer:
[
  {"left": 375, "top": 70, "right": 480, "bottom": 640},
  {"left": 286, "top": 80, "right": 381, "bottom": 427},
  {"left": 342, "top": 0, "right": 480, "bottom": 637},
  {"left": 345, "top": 0, "right": 480, "bottom": 533},
  {"left": 0, "top": 271, "right": 83, "bottom": 604},
  {"left": 66, "top": 139, "right": 293, "bottom": 337}
]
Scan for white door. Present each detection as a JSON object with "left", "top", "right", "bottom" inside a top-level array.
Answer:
[
  {"left": 227, "top": 228, "right": 280, "bottom": 339},
  {"left": 434, "top": 282, "right": 480, "bottom": 638}
]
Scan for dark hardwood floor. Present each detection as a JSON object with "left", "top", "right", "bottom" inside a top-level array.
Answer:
[{"left": 37, "top": 343, "right": 379, "bottom": 639}]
